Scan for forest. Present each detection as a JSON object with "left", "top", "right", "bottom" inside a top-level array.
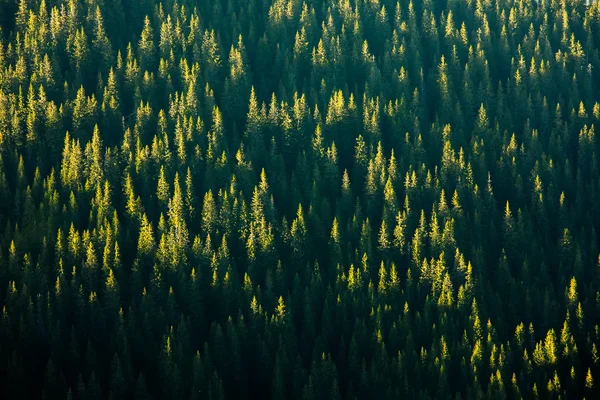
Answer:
[{"left": 0, "top": 0, "right": 599, "bottom": 398}]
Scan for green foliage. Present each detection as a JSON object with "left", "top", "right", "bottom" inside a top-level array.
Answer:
[{"left": 1, "top": 0, "right": 600, "bottom": 399}]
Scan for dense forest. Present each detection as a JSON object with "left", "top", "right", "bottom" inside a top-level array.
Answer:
[{"left": 0, "top": 0, "right": 599, "bottom": 398}]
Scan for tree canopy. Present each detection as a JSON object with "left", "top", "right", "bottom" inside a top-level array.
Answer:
[{"left": 1, "top": 0, "right": 600, "bottom": 399}]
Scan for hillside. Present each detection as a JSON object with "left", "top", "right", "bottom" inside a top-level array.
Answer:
[{"left": 0, "top": 0, "right": 600, "bottom": 399}]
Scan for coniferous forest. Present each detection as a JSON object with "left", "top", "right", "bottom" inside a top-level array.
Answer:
[{"left": 1, "top": 0, "right": 600, "bottom": 398}]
